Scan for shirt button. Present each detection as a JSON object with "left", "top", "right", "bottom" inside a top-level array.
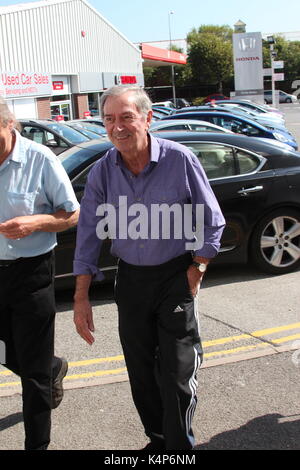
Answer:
[
  {"left": 136, "top": 197, "right": 141, "bottom": 201},
  {"left": 139, "top": 244, "right": 144, "bottom": 248}
]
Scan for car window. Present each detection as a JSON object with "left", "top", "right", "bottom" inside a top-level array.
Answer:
[
  {"left": 46, "top": 122, "right": 89, "bottom": 144},
  {"left": 162, "top": 124, "right": 187, "bottom": 131},
  {"left": 180, "top": 143, "right": 236, "bottom": 179},
  {"left": 189, "top": 124, "right": 224, "bottom": 132},
  {"left": 22, "top": 126, "right": 45, "bottom": 145},
  {"left": 213, "top": 117, "right": 260, "bottom": 136},
  {"left": 235, "top": 150, "right": 260, "bottom": 174}
]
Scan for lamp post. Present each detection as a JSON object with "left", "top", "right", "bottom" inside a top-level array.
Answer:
[
  {"left": 267, "top": 36, "right": 276, "bottom": 107},
  {"left": 168, "top": 10, "right": 176, "bottom": 105}
]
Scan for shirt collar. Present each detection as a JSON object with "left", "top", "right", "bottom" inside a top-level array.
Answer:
[
  {"left": 113, "top": 133, "right": 161, "bottom": 166},
  {"left": 9, "top": 130, "right": 26, "bottom": 165}
]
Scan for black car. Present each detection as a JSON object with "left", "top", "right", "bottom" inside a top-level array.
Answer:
[
  {"left": 55, "top": 132, "right": 300, "bottom": 287},
  {"left": 18, "top": 119, "right": 90, "bottom": 155}
]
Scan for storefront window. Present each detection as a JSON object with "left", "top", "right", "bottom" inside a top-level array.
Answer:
[{"left": 88, "top": 93, "right": 100, "bottom": 116}]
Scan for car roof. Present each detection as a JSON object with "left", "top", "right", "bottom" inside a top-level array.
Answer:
[{"left": 163, "top": 111, "right": 269, "bottom": 129}]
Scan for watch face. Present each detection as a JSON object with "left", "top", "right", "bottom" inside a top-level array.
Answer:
[{"left": 199, "top": 263, "right": 207, "bottom": 273}]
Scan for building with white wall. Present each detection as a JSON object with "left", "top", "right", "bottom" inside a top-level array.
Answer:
[{"left": 0, "top": 0, "right": 144, "bottom": 119}]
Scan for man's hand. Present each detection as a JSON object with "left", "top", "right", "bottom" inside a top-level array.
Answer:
[
  {"left": 186, "top": 265, "right": 203, "bottom": 297},
  {"left": 0, "top": 216, "right": 39, "bottom": 239},
  {"left": 73, "top": 298, "right": 95, "bottom": 345}
]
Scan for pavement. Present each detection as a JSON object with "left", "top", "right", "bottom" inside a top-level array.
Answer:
[{"left": 0, "top": 103, "right": 300, "bottom": 453}]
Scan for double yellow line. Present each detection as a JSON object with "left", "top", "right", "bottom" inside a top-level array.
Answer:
[{"left": 1, "top": 322, "right": 300, "bottom": 389}]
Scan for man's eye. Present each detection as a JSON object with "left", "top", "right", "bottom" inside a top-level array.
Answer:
[
  {"left": 123, "top": 115, "right": 134, "bottom": 121},
  {"left": 104, "top": 117, "right": 113, "bottom": 123}
]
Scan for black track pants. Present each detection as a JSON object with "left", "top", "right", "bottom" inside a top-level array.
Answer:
[{"left": 115, "top": 253, "right": 203, "bottom": 450}]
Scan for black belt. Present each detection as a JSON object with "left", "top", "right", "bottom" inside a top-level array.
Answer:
[
  {"left": 0, "top": 252, "right": 52, "bottom": 268},
  {"left": 0, "top": 258, "right": 21, "bottom": 267}
]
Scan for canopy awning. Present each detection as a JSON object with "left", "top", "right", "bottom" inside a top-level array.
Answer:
[{"left": 141, "top": 43, "right": 187, "bottom": 67}]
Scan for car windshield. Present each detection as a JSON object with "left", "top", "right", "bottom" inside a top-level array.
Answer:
[{"left": 46, "top": 122, "right": 89, "bottom": 144}]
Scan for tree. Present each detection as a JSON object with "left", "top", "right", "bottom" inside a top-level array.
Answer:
[{"left": 187, "top": 25, "right": 234, "bottom": 93}]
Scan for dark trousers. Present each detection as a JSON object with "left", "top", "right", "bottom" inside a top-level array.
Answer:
[
  {"left": 0, "top": 251, "right": 60, "bottom": 450},
  {"left": 115, "top": 253, "right": 203, "bottom": 450}
]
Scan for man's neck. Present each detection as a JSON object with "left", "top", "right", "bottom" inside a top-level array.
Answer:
[{"left": 0, "top": 131, "right": 16, "bottom": 165}]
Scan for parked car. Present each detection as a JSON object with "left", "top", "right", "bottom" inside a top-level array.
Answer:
[
  {"left": 152, "top": 101, "right": 176, "bottom": 109},
  {"left": 203, "top": 94, "right": 230, "bottom": 103},
  {"left": 206, "top": 104, "right": 287, "bottom": 130},
  {"left": 176, "top": 104, "right": 288, "bottom": 131},
  {"left": 213, "top": 99, "right": 284, "bottom": 117},
  {"left": 54, "top": 131, "right": 300, "bottom": 287},
  {"left": 66, "top": 120, "right": 108, "bottom": 138},
  {"left": 264, "top": 90, "right": 298, "bottom": 104},
  {"left": 18, "top": 119, "right": 90, "bottom": 155},
  {"left": 149, "top": 119, "right": 233, "bottom": 133},
  {"left": 152, "top": 106, "right": 176, "bottom": 116},
  {"left": 166, "top": 98, "right": 191, "bottom": 108},
  {"left": 161, "top": 111, "right": 298, "bottom": 150}
]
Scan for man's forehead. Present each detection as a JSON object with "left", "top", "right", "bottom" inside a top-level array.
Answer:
[{"left": 104, "top": 92, "right": 138, "bottom": 112}]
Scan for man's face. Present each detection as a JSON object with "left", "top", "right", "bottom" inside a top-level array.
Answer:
[
  {"left": 0, "top": 120, "right": 14, "bottom": 162},
  {"left": 103, "top": 91, "right": 152, "bottom": 155}
]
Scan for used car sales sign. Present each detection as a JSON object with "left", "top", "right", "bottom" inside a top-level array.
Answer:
[{"left": 0, "top": 72, "right": 52, "bottom": 98}]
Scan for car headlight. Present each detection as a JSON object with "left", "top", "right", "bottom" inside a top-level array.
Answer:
[{"left": 273, "top": 132, "right": 289, "bottom": 143}]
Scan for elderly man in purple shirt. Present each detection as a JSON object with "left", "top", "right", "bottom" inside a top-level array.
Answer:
[{"left": 73, "top": 86, "right": 225, "bottom": 450}]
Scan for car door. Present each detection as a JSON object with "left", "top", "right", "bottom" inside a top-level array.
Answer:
[
  {"left": 55, "top": 162, "right": 116, "bottom": 283},
  {"left": 179, "top": 141, "right": 275, "bottom": 254}
]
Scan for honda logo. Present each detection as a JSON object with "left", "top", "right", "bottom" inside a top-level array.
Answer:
[{"left": 238, "top": 37, "right": 256, "bottom": 51}]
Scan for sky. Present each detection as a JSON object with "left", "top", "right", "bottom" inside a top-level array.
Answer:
[{"left": 0, "top": 0, "right": 300, "bottom": 44}]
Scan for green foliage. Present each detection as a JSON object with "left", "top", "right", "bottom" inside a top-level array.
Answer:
[{"left": 187, "top": 25, "right": 234, "bottom": 91}]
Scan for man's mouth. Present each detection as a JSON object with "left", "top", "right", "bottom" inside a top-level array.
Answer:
[{"left": 114, "top": 134, "right": 131, "bottom": 141}]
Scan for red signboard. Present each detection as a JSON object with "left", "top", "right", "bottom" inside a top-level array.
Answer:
[
  {"left": 83, "top": 111, "right": 91, "bottom": 117},
  {"left": 120, "top": 76, "right": 137, "bottom": 84},
  {"left": 54, "top": 115, "right": 64, "bottom": 121},
  {"left": 52, "top": 81, "right": 64, "bottom": 91}
]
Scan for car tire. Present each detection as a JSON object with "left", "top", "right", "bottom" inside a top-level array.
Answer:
[
  {"left": 250, "top": 208, "right": 300, "bottom": 275},
  {"left": 285, "top": 98, "right": 292, "bottom": 103}
]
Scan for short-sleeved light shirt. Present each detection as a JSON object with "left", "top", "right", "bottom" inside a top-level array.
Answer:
[{"left": 0, "top": 130, "right": 79, "bottom": 260}]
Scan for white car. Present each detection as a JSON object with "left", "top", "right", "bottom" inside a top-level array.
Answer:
[{"left": 150, "top": 119, "right": 233, "bottom": 134}]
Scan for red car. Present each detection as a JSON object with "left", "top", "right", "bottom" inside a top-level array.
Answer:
[{"left": 204, "top": 94, "right": 230, "bottom": 103}]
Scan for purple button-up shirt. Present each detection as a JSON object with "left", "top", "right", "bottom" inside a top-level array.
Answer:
[{"left": 73, "top": 135, "right": 225, "bottom": 281}]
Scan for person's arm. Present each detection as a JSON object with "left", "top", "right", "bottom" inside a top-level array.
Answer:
[
  {"left": 0, "top": 209, "right": 79, "bottom": 239},
  {"left": 73, "top": 274, "right": 95, "bottom": 345}
]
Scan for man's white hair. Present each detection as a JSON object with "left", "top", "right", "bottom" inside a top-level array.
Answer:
[{"left": 100, "top": 86, "right": 152, "bottom": 118}]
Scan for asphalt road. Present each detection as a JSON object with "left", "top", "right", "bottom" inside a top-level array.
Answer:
[{"left": 0, "top": 103, "right": 299, "bottom": 452}]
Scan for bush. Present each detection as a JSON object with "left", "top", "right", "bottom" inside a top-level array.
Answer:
[{"left": 191, "top": 97, "right": 206, "bottom": 105}]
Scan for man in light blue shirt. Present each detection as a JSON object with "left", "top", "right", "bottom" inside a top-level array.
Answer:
[{"left": 0, "top": 97, "right": 79, "bottom": 450}]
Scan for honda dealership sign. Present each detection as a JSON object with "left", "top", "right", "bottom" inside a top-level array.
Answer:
[{"left": 232, "top": 32, "right": 264, "bottom": 103}]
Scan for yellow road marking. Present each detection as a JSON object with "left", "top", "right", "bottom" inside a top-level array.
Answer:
[
  {"left": 204, "top": 342, "right": 270, "bottom": 358},
  {"left": 65, "top": 367, "right": 127, "bottom": 381},
  {"left": 1, "top": 322, "right": 300, "bottom": 387}
]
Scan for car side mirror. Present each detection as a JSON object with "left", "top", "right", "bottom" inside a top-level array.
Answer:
[{"left": 47, "top": 139, "right": 58, "bottom": 147}]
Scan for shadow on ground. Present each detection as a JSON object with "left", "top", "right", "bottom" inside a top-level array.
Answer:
[{"left": 196, "top": 413, "right": 300, "bottom": 450}]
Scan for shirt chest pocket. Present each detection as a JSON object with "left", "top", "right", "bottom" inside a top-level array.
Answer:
[
  {"left": 150, "top": 188, "right": 178, "bottom": 204},
  {"left": 4, "top": 191, "right": 36, "bottom": 220}
]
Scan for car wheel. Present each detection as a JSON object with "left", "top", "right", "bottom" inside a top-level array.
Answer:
[
  {"left": 285, "top": 98, "right": 292, "bottom": 103},
  {"left": 250, "top": 209, "right": 300, "bottom": 274}
]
